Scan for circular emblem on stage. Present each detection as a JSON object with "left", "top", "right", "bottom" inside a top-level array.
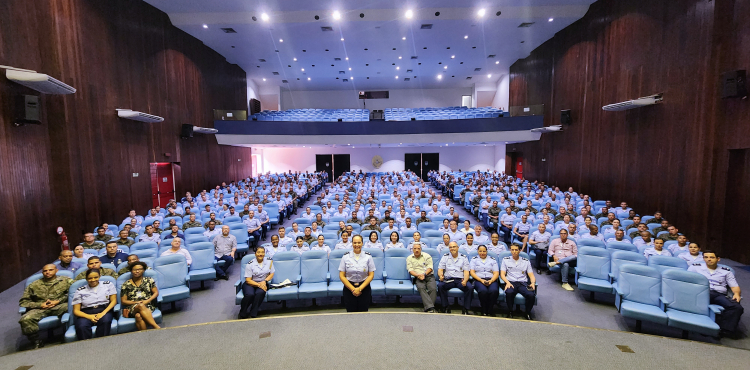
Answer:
[{"left": 372, "top": 155, "right": 383, "bottom": 169}]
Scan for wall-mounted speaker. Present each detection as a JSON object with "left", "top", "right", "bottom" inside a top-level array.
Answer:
[
  {"left": 721, "top": 70, "right": 747, "bottom": 98},
  {"left": 181, "top": 124, "right": 194, "bottom": 139},
  {"left": 560, "top": 109, "right": 572, "bottom": 125},
  {"left": 14, "top": 94, "right": 41, "bottom": 126}
]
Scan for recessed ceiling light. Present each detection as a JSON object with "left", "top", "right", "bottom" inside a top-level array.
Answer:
[
  {"left": 402, "top": 37, "right": 406, "bottom": 40},
  {"left": 548, "top": 18, "right": 554, "bottom": 22},
  {"left": 495, "top": 61, "right": 499, "bottom": 64},
  {"left": 340, "top": 37, "right": 344, "bottom": 41},
  {"left": 262, "top": 78, "right": 266, "bottom": 81},
  {"left": 405, "top": 9, "right": 414, "bottom": 19},
  {"left": 396, "top": 66, "right": 400, "bottom": 70},
  {"left": 395, "top": 75, "right": 399, "bottom": 79},
  {"left": 398, "top": 56, "right": 402, "bottom": 59},
  {"left": 279, "top": 39, "right": 283, "bottom": 42},
  {"left": 443, "top": 66, "right": 447, "bottom": 69},
  {"left": 202, "top": 24, "right": 208, "bottom": 29},
  {"left": 345, "top": 57, "right": 349, "bottom": 60},
  {"left": 437, "top": 74, "right": 442, "bottom": 80},
  {"left": 451, "top": 55, "right": 455, "bottom": 59},
  {"left": 478, "top": 9, "right": 486, "bottom": 17},
  {"left": 261, "top": 13, "right": 269, "bottom": 22},
  {"left": 307, "top": 77, "right": 311, "bottom": 80},
  {"left": 293, "top": 58, "right": 297, "bottom": 61},
  {"left": 301, "top": 68, "right": 305, "bottom": 71},
  {"left": 333, "top": 11, "right": 341, "bottom": 20},
  {"left": 350, "top": 77, "right": 353, "bottom": 79},
  {"left": 487, "top": 74, "right": 492, "bottom": 78},
  {"left": 464, "top": 35, "right": 468, "bottom": 39}
]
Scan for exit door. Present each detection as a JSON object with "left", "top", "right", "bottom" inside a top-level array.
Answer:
[
  {"left": 515, "top": 156, "right": 524, "bottom": 179},
  {"left": 405, "top": 153, "right": 422, "bottom": 177},
  {"left": 150, "top": 163, "right": 175, "bottom": 208}
]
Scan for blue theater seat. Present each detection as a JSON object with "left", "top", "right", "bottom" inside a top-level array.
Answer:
[
  {"left": 575, "top": 247, "right": 613, "bottom": 299},
  {"left": 660, "top": 269, "right": 720, "bottom": 337},
  {"left": 614, "top": 264, "right": 668, "bottom": 331}
]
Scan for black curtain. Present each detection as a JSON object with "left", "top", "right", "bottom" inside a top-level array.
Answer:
[{"left": 316, "top": 154, "right": 333, "bottom": 180}]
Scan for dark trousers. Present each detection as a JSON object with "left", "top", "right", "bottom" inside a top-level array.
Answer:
[
  {"left": 473, "top": 280, "right": 500, "bottom": 314},
  {"left": 710, "top": 290, "right": 744, "bottom": 332},
  {"left": 249, "top": 230, "right": 262, "bottom": 246},
  {"left": 75, "top": 307, "right": 113, "bottom": 340},
  {"left": 532, "top": 247, "right": 548, "bottom": 270},
  {"left": 505, "top": 282, "right": 535, "bottom": 314},
  {"left": 343, "top": 281, "right": 372, "bottom": 312},
  {"left": 438, "top": 279, "right": 472, "bottom": 310},
  {"left": 214, "top": 255, "right": 234, "bottom": 278},
  {"left": 499, "top": 225, "right": 512, "bottom": 244},
  {"left": 261, "top": 224, "right": 269, "bottom": 239},
  {"left": 240, "top": 284, "right": 267, "bottom": 318}
]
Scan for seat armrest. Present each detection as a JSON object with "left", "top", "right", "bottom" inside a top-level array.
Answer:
[
  {"left": 326, "top": 272, "right": 331, "bottom": 283},
  {"left": 659, "top": 297, "right": 668, "bottom": 311},
  {"left": 608, "top": 273, "right": 615, "bottom": 283},
  {"left": 297, "top": 275, "right": 302, "bottom": 287},
  {"left": 114, "top": 304, "right": 120, "bottom": 314},
  {"left": 19, "top": 307, "right": 26, "bottom": 315},
  {"left": 382, "top": 271, "right": 388, "bottom": 279},
  {"left": 709, "top": 304, "right": 723, "bottom": 321},
  {"left": 61, "top": 313, "right": 70, "bottom": 325}
]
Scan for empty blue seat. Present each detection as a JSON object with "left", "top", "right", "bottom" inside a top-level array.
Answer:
[
  {"left": 606, "top": 241, "right": 638, "bottom": 255},
  {"left": 187, "top": 242, "right": 217, "bottom": 286},
  {"left": 298, "top": 251, "right": 329, "bottom": 300},
  {"left": 364, "top": 248, "right": 386, "bottom": 296},
  {"left": 648, "top": 255, "right": 687, "bottom": 274},
  {"left": 384, "top": 249, "right": 414, "bottom": 296},
  {"left": 266, "top": 251, "right": 300, "bottom": 302},
  {"left": 575, "top": 247, "right": 613, "bottom": 299},
  {"left": 153, "top": 254, "right": 190, "bottom": 307},
  {"left": 661, "top": 269, "right": 720, "bottom": 337},
  {"left": 614, "top": 264, "right": 668, "bottom": 331}
]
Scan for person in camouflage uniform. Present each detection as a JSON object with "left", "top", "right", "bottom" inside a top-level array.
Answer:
[
  {"left": 182, "top": 214, "right": 202, "bottom": 230},
  {"left": 19, "top": 264, "right": 73, "bottom": 348},
  {"left": 204, "top": 212, "right": 222, "bottom": 228},
  {"left": 487, "top": 201, "right": 501, "bottom": 230},
  {"left": 115, "top": 230, "right": 135, "bottom": 248},
  {"left": 362, "top": 217, "right": 383, "bottom": 232},
  {"left": 79, "top": 233, "right": 106, "bottom": 250},
  {"left": 94, "top": 227, "right": 113, "bottom": 243},
  {"left": 75, "top": 257, "right": 119, "bottom": 281}
]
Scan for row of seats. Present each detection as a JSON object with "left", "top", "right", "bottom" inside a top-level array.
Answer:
[
  {"left": 251, "top": 109, "right": 370, "bottom": 122},
  {"left": 384, "top": 107, "right": 504, "bottom": 121},
  {"left": 234, "top": 249, "right": 535, "bottom": 311}
]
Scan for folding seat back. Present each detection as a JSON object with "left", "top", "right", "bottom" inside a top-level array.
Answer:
[
  {"left": 417, "top": 222, "right": 438, "bottom": 233},
  {"left": 575, "top": 247, "right": 613, "bottom": 295},
  {"left": 421, "top": 248, "right": 442, "bottom": 273},
  {"left": 266, "top": 251, "right": 300, "bottom": 300},
  {"left": 648, "top": 256, "right": 688, "bottom": 274},
  {"left": 384, "top": 249, "right": 411, "bottom": 280},
  {"left": 230, "top": 230, "right": 249, "bottom": 246},
  {"left": 618, "top": 264, "right": 662, "bottom": 306},
  {"left": 425, "top": 230, "right": 443, "bottom": 238},
  {"left": 606, "top": 241, "right": 638, "bottom": 255},
  {"left": 186, "top": 236, "right": 209, "bottom": 246},
  {"left": 224, "top": 216, "right": 241, "bottom": 224},
  {"left": 153, "top": 254, "right": 189, "bottom": 294},
  {"left": 610, "top": 251, "right": 648, "bottom": 283},
  {"left": 228, "top": 223, "right": 245, "bottom": 231},
  {"left": 301, "top": 251, "right": 328, "bottom": 284},
  {"left": 130, "top": 242, "right": 158, "bottom": 259},
  {"left": 185, "top": 228, "right": 205, "bottom": 237},
  {"left": 363, "top": 248, "right": 384, "bottom": 281},
  {"left": 578, "top": 239, "right": 606, "bottom": 249},
  {"left": 661, "top": 270, "right": 716, "bottom": 327},
  {"left": 294, "top": 218, "right": 312, "bottom": 226}
]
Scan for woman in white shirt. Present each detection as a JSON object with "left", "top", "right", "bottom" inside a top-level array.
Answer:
[
  {"left": 460, "top": 220, "right": 474, "bottom": 235},
  {"left": 438, "top": 219, "right": 451, "bottom": 232},
  {"left": 384, "top": 232, "right": 405, "bottom": 251},
  {"left": 364, "top": 232, "right": 384, "bottom": 251},
  {"left": 435, "top": 233, "right": 451, "bottom": 254},
  {"left": 408, "top": 231, "right": 427, "bottom": 252}
]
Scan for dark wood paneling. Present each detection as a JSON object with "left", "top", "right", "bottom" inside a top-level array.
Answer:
[
  {"left": 508, "top": 0, "right": 750, "bottom": 262},
  {"left": 0, "top": 0, "right": 249, "bottom": 291}
]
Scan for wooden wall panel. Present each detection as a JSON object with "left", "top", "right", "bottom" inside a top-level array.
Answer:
[
  {"left": 508, "top": 0, "right": 750, "bottom": 262},
  {"left": 0, "top": 0, "right": 250, "bottom": 291}
]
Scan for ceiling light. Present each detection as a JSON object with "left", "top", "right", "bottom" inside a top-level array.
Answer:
[
  {"left": 443, "top": 66, "right": 447, "bottom": 69},
  {"left": 202, "top": 24, "right": 208, "bottom": 29},
  {"left": 349, "top": 67, "right": 352, "bottom": 70},
  {"left": 396, "top": 66, "right": 400, "bottom": 70},
  {"left": 548, "top": 18, "right": 554, "bottom": 22},
  {"left": 437, "top": 74, "right": 442, "bottom": 80},
  {"left": 495, "top": 61, "right": 499, "bottom": 64},
  {"left": 293, "top": 58, "right": 297, "bottom": 61},
  {"left": 333, "top": 11, "right": 341, "bottom": 20},
  {"left": 478, "top": 9, "right": 486, "bottom": 17},
  {"left": 451, "top": 55, "right": 455, "bottom": 59},
  {"left": 345, "top": 57, "right": 349, "bottom": 60},
  {"left": 398, "top": 56, "right": 402, "bottom": 59},
  {"left": 262, "top": 78, "right": 266, "bottom": 81},
  {"left": 487, "top": 74, "right": 492, "bottom": 78},
  {"left": 301, "top": 68, "right": 305, "bottom": 71},
  {"left": 405, "top": 9, "right": 414, "bottom": 19},
  {"left": 261, "top": 13, "right": 269, "bottom": 22},
  {"left": 395, "top": 76, "right": 399, "bottom": 79},
  {"left": 402, "top": 37, "right": 406, "bottom": 40},
  {"left": 307, "top": 77, "right": 311, "bottom": 80},
  {"left": 350, "top": 77, "right": 353, "bottom": 79},
  {"left": 340, "top": 37, "right": 345, "bottom": 41},
  {"left": 464, "top": 35, "right": 468, "bottom": 39},
  {"left": 279, "top": 39, "right": 283, "bottom": 42}
]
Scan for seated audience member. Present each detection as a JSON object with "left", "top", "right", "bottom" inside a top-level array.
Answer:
[
  {"left": 382, "top": 219, "right": 399, "bottom": 235},
  {"left": 438, "top": 219, "right": 451, "bottom": 233},
  {"left": 213, "top": 226, "right": 236, "bottom": 281},
  {"left": 80, "top": 233, "right": 105, "bottom": 250},
  {"left": 311, "top": 235, "right": 332, "bottom": 255},
  {"left": 151, "top": 220, "right": 164, "bottom": 235},
  {"left": 99, "top": 223, "right": 116, "bottom": 237},
  {"left": 460, "top": 220, "right": 474, "bottom": 235},
  {"left": 122, "top": 210, "right": 142, "bottom": 226},
  {"left": 407, "top": 243, "right": 437, "bottom": 313},
  {"left": 688, "top": 250, "right": 744, "bottom": 337},
  {"left": 72, "top": 269, "right": 117, "bottom": 340},
  {"left": 470, "top": 245, "right": 500, "bottom": 316},
  {"left": 335, "top": 232, "right": 353, "bottom": 250},
  {"left": 460, "top": 233, "right": 478, "bottom": 253},
  {"left": 276, "top": 227, "right": 294, "bottom": 246},
  {"left": 409, "top": 231, "right": 427, "bottom": 252},
  {"left": 119, "top": 255, "right": 145, "bottom": 274},
  {"left": 120, "top": 262, "right": 160, "bottom": 331},
  {"left": 473, "top": 225, "right": 489, "bottom": 245},
  {"left": 291, "top": 236, "right": 310, "bottom": 255},
  {"left": 652, "top": 219, "right": 670, "bottom": 236},
  {"left": 647, "top": 211, "right": 664, "bottom": 225},
  {"left": 548, "top": 229, "right": 577, "bottom": 291},
  {"left": 203, "top": 213, "right": 222, "bottom": 228},
  {"left": 160, "top": 238, "right": 192, "bottom": 267},
  {"left": 362, "top": 216, "right": 382, "bottom": 232},
  {"left": 668, "top": 235, "right": 689, "bottom": 257},
  {"left": 512, "top": 215, "right": 533, "bottom": 251},
  {"left": 264, "top": 235, "right": 286, "bottom": 260},
  {"left": 437, "top": 242, "right": 472, "bottom": 315},
  {"left": 139, "top": 225, "right": 162, "bottom": 245},
  {"left": 99, "top": 241, "right": 129, "bottom": 266},
  {"left": 581, "top": 225, "right": 604, "bottom": 242},
  {"left": 73, "top": 245, "right": 95, "bottom": 260},
  {"left": 499, "top": 208, "right": 515, "bottom": 245},
  {"left": 162, "top": 225, "right": 184, "bottom": 242},
  {"left": 659, "top": 225, "right": 681, "bottom": 242},
  {"left": 364, "top": 232, "right": 383, "bottom": 251},
  {"left": 239, "top": 247, "right": 274, "bottom": 319},
  {"left": 145, "top": 209, "right": 163, "bottom": 224},
  {"left": 605, "top": 230, "right": 631, "bottom": 245},
  {"left": 182, "top": 214, "right": 202, "bottom": 230},
  {"left": 310, "top": 222, "right": 321, "bottom": 238},
  {"left": 487, "top": 232, "right": 507, "bottom": 255},
  {"left": 94, "top": 227, "right": 113, "bottom": 243},
  {"left": 385, "top": 232, "right": 405, "bottom": 251},
  {"left": 501, "top": 243, "right": 536, "bottom": 320},
  {"left": 643, "top": 238, "right": 672, "bottom": 259},
  {"left": 256, "top": 204, "right": 270, "bottom": 240},
  {"left": 445, "top": 220, "right": 466, "bottom": 243},
  {"left": 243, "top": 210, "right": 262, "bottom": 247},
  {"left": 203, "top": 221, "right": 221, "bottom": 241},
  {"left": 678, "top": 243, "right": 704, "bottom": 264},
  {"left": 122, "top": 224, "right": 138, "bottom": 239},
  {"left": 75, "top": 256, "right": 119, "bottom": 280},
  {"left": 633, "top": 231, "right": 655, "bottom": 251},
  {"left": 19, "top": 264, "right": 73, "bottom": 348},
  {"left": 54, "top": 250, "right": 81, "bottom": 273},
  {"left": 400, "top": 217, "right": 418, "bottom": 234},
  {"left": 528, "top": 224, "right": 552, "bottom": 273}
]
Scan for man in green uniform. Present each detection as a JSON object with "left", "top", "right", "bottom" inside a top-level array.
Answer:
[
  {"left": 182, "top": 214, "right": 203, "bottom": 230},
  {"left": 115, "top": 229, "right": 135, "bottom": 248},
  {"left": 94, "top": 227, "right": 113, "bottom": 243},
  {"left": 79, "top": 233, "right": 105, "bottom": 250},
  {"left": 19, "top": 264, "right": 73, "bottom": 348},
  {"left": 75, "top": 256, "right": 119, "bottom": 281}
]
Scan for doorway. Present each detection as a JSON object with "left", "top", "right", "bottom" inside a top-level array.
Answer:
[
  {"left": 405, "top": 153, "right": 440, "bottom": 180},
  {"left": 461, "top": 95, "right": 472, "bottom": 108},
  {"left": 722, "top": 149, "right": 750, "bottom": 263},
  {"left": 150, "top": 163, "right": 175, "bottom": 208},
  {"left": 316, "top": 154, "right": 351, "bottom": 180}
]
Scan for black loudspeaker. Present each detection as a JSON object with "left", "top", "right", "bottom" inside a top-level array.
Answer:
[
  {"left": 249, "top": 98, "right": 261, "bottom": 114},
  {"left": 181, "top": 124, "right": 194, "bottom": 138},
  {"left": 560, "top": 109, "right": 572, "bottom": 125},
  {"left": 721, "top": 70, "right": 747, "bottom": 98}
]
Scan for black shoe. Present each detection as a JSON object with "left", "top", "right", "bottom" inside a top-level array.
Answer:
[
  {"left": 32, "top": 339, "right": 44, "bottom": 349},
  {"left": 536, "top": 269, "right": 542, "bottom": 275},
  {"left": 238, "top": 312, "right": 247, "bottom": 320},
  {"left": 461, "top": 309, "right": 469, "bottom": 315},
  {"left": 546, "top": 270, "right": 551, "bottom": 275},
  {"left": 482, "top": 312, "right": 488, "bottom": 316},
  {"left": 444, "top": 308, "right": 451, "bottom": 314},
  {"left": 507, "top": 312, "right": 514, "bottom": 319},
  {"left": 213, "top": 278, "right": 220, "bottom": 281},
  {"left": 221, "top": 275, "right": 230, "bottom": 281},
  {"left": 525, "top": 314, "right": 532, "bottom": 321}
]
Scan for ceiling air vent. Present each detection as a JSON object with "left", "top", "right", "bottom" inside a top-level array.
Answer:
[
  {"left": 406, "top": 69, "right": 413, "bottom": 73},
  {"left": 334, "top": 57, "right": 341, "bottom": 61},
  {"left": 339, "top": 71, "right": 346, "bottom": 74},
  {"left": 321, "top": 26, "right": 333, "bottom": 31},
  {"left": 474, "top": 68, "right": 482, "bottom": 72},
  {"left": 272, "top": 72, "right": 279, "bottom": 75},
  {"left": 420, "top": 24, "right": 433, "bottom": 29},
  {"left": 410, "top": 56, "right": 418, "bottom": 60},
  {"left": 487, "top": 54, "right": 496, "bottom": 58},
  {"left": 221, "top": 28, "right": 237, "bottom": 33},
  {"left": 258, "top": 59, "right": 266, "bottom": 62},
  {"left": 404, "top": 78, "right": 410, "bottom": 81},
  {"left": 343, "top": 79, "right": 348, "bottom": 82},
  {"left": 518, "top": 22, "right": 535, "bottom": 28},
  {"left": 281, "top": 80, "right": 289, "bottom": 83},
  {"left": 466, "top": 77, "right": 472, "bottom": 80}
]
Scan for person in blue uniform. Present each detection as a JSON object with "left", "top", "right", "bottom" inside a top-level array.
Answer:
[
  {"left": 687, "top": 249, "right": 743, "bottom": 337},
  {"left": 98, "top": 242, "right": 129, "bottom": 266},
  {"left": 500, "top": 243, "right": 536, "bottom": 320},
  {"left": 437, "top": 242, "right": 472, "bottom": 314},
  {"left": 72, "top": 269, "right": 117, "bottom": 340},
  {"left": 470, "top": 245, "right": 500, "bottom": 316},
  {"left": 239, "top": 247, "right": 274, "bottom": 319},
  {"left": 338, "top": 235, "right": 376, "bottom": 312}
]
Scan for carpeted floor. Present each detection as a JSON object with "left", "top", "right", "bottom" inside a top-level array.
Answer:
[
  {"left": 3, "top": 313, "right": 749, "bottom": 370},
  {"left": 1, "top": 182, "right": 749, "bottom": 358}
]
